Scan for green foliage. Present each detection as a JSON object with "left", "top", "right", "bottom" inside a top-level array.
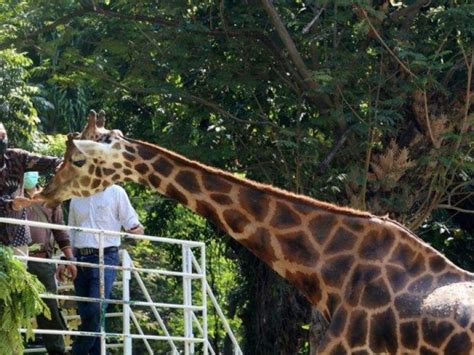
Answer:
[
  {"left": 0, "top": 49, "right": 39, "bottom": 147},
  {"left": 0, "top": 247, "right": 49, "bottom": 355},
  {"left": 0, "top": 0, "right": 472, "bottom": 352}
]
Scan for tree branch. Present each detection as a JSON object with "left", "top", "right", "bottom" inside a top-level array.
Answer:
[
  {"left": 390, "top": 0, "right": 430, "bottom": 20},
  {"left": 0, "top": 8, "right": 91, "bottom": 50},
  {"left": 260, "top": 0, "right": 319, "bottom": 91}
]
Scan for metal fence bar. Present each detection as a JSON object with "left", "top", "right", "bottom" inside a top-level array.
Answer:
[
  {"left": 131, "top": 265, "right": 179, "bottom": 353},
  {"left": 182, "top": 245, "right": 194, "bottom": 355},
  {"left": 129, "top": 310, "right": 154, "bottom": 354},
  {"left": 122, "top": 250, "right": 132, "bottom": 355},
  {"left": 191, "top": 313, "right": 216, "bottom": 355},
  {"left": 200, "top": 245, "right": 208, "bottom": 355},
  {"left": 39, "top": 293, "right": 205, "bottom": 311},
  {"left": 19, "top": 328, "right": 206, "bottom": 342},
  {"left": 191, "top": 254, "right": 243, "bottom": 355},
  {"left": 0, "top": 217, "right": 204, "bottom": 247},
  {"left": 16, "top": 253, "right": 205, "bottom": 279},
  {"left": 99, "top": 231, "right": 106, "bottom": 355},
  {"left": 2, "top": 217, "right": 242, "bottom": 353}
]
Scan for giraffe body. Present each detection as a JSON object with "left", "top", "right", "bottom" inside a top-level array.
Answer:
[{"left": 38, "top": 112, "right": 474, "bottom": 353}]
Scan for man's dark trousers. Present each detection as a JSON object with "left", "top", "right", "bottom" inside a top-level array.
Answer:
[
  {"left": 72, "top": 251, "right": 119, "bottom": 355},
  {"left": 28, "top": 260, "right": 67, "bottom": 355}
]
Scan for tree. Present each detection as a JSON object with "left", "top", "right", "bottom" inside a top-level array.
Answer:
[{"left": 1, "top": 0, "right": 472, "bottom": 352}]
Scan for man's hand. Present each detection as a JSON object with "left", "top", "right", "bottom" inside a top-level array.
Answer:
[
  {"left": 11, "top": 196, "right": 33, "bottom": 211},
  {"left": 56, "top": 263, "right": 77, "bottom": 282}
]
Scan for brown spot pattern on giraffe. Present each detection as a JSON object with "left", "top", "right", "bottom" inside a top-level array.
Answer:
[
  {"left": 278, "top": 230, "right": 318, "bottom": 266},
  {"left": 238, "top": 187, "right": 269, "bottom": 222},
  {"left": 270, "top": 201, "right": 301, "bottom": 228},
  {"left": 408, "top": 274, "right": 434, "bottom": 293},
  {"left": 390, "top": 244, "right": 426, "bottom": 276},
  {"left": 196, "top": 200, "right": 225, "bottom": 231},
  {"left": 345, "top": 264, "right": 381, "bottom": 307},
  {"left": 152, "top": 157, "right": 173, "bottom": 177},
  {"left": 386, "top": 264, "right": 410, "bottom": 293},
  {"left": 369, "top": 308, "right": 398, "bottom": 353},
  {"left": 137, "top": 145, "right": 155, "bottom": 160},
  {"left": 323, "top": 227, "right": 357, "bottom": 254},
  {"left": 429, "top": 255, "right": 447, "bottom": 273},
  {"left": 222, "top": 209, "right": 250, "bottom": 234},
  {"left": 88, "top": 165, "right": 95, "bottom": 175},
  {"left": 361, "top": 277, "right": 391, "bottom": 308},
  {"left": 308, "top": 214, "right": 338, "bottom": 245},
  {"left": 421, "top": 319, "right": 454, "bottom": 348},
  {"left": 125, "top": 145, "right": 136, "bottom": 154},
  {"left": 438, "top": 271, "right": 462, "bottom": 285},
  {"left": 420, "top": 346, "right": 438, "bottom": 355},
  {"left": 329, "top": 344, "right": 347, "bottom": 355},
  {"left": 285, "top": 271, "right": 322, "bottom": 305},
  {"left": 347, "top": 309, "right": 368, "bottom": 347},
  {"left": 202, "top": 173, "right": 232, "bottom": 193},
  {"left": 358, "top": 229, "right": 395, "bottom": 261},
  {"left": 444, "top": 333, "right": 472, "bottom": 355},
  {"left": 103, "top": 168, "right": 115, "bottom": 176},
  {"left": 329, "top": 307, "right": 348, "bottom": 337},
  {"left": 91, "top": 179, "right": 101, "bottom": 189},
  {"left": 112, "top": 162, "right": 122, "bottom": 169},
  {"left": 80, "top": 176, "right": 91, "bottom": 186},
  {"left": 394, "top": 293, "right": 423, "bottom": 318},
  {"left": 135, "top": 163, "right": 149, "bottom": 174},
  {"left": 321, "top": 255, "right": 354, "bottom": 288},
  {"left": 176, "top": 170, "right": 201, "bottom": 194},
  {"left": 210, "top": 193, "right": 233, "bottom": 205},
  {"left": 122, "top": 152, "right": 135, "bottom": 162},
  {"left": 148, "top": 174, "right": 161, "bottom": 188},
  {"left": 240, "top": 227, "right": 277, "bottom": 264},
  {"left": 400, "top": 321, "right": 419, "bottom": 349},
  {"left": 166, "top": 184, "right": 188, "bottom": 205}
]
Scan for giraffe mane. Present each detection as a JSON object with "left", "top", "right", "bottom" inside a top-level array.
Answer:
[{"left": 125, "top": 137, "right": 374, "bottom": 218}]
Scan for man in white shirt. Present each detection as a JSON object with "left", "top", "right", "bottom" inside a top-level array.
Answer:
[{"left": 68, "top": 184, "right": 144, "bottom": 355}]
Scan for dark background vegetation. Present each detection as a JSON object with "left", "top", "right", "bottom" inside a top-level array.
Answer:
[{"left": 1, "top": 0, "right": 472, "bottom": 353}]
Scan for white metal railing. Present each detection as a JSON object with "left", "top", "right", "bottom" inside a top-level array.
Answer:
[{"left": 0, "top": 217, "right": 242, "bottom": 355}]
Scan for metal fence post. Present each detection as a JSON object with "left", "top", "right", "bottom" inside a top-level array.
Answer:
[
  {"left": 182, "top": 245, "right": 194, "bottom": 354},
  {"left": 99, "top": 230, "right": 106, "bottom": 355},
  {"left": 201, "top": 245, "right": 208, "bottom": 355},
  {"left": 122, "top": 250, "right": 132, "bottom": 354}
]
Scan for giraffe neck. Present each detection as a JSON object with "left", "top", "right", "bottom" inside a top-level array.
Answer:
[{"left": 117, "top": 139, "right": 473, "bottom": 320}]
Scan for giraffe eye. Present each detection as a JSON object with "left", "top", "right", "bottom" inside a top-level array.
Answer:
[{"left": 72, "top": 159, "right": 86, "bottom": 168}]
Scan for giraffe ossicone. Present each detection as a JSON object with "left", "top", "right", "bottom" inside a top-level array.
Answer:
[{"left": 38, "top": 110, "right": 474, "bottom": 354}]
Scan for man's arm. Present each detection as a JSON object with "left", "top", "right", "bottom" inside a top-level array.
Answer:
[
  {"left": 116, "top": 187, "right": 144, "bottom": 235},
  {"left": 127, "top": 224, "right": 144, "bottom": 235}
]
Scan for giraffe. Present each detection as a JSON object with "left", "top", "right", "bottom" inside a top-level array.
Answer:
[{"left": 37, "top": 111, "right": 474, "bottom": 354}]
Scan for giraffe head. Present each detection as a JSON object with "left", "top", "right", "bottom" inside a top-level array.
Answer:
[{"left": 39, "top": 110, "right": 129, "bottom": 205}]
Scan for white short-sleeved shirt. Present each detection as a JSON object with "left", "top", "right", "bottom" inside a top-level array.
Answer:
[{"left": 68, "top": 185, "right": 140, "bottom": 249}]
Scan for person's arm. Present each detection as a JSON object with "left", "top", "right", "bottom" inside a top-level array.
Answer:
[
  {"left": 67, "top": 201, "right": 78, "bottom": 246},
  {"left": 23, "top": 150, "right": 62, "bottom": 174},
  {"left": 56, "top": 204, "right": 77, "bottom": 282},
  {"left": 51, "top": 206, "right": 72, "bottom": 255},
  {"left": 0, "top": 195, "right": 14, "bottom": 213},
  {"left": 117, "top": 187, "right": 144, "bottom": 235}
]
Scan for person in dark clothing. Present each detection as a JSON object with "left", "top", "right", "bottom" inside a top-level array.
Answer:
[
  {"left": 0, "top": 122, "right": 62, "bottom": 258},
  {"left": 24, "top": 171, "right": 77, "bottom": 355}
]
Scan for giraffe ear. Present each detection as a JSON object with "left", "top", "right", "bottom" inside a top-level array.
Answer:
[{"left": 73, "top": 140, "right": 103, "bottom": 157}]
